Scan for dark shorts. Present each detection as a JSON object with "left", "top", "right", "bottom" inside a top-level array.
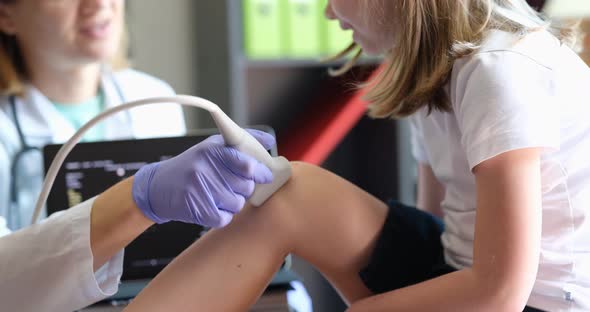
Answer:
[{"left": 358, "top": 201, "right": 545, "bottom": 312}]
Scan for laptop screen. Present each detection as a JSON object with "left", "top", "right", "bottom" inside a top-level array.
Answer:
[{"left": 42, "top": 128, "right": 276, "bottom": 281}]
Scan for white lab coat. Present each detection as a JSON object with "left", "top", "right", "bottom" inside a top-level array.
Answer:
[{"left": 0, "top": 68, "right": 186, "bottom": 311}]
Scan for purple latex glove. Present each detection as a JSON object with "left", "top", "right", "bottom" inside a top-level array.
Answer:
[{"left": 132, "top": 129, "right": 276, "bottom": 228}]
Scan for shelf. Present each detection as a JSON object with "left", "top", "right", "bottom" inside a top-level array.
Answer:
[{"left": 278, "top": 66, "right": 382, "bottom": 165}]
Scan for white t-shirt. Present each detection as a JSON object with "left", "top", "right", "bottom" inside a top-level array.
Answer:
[{"left": 409, "top": 29, "right": 590, "bottom": 311}]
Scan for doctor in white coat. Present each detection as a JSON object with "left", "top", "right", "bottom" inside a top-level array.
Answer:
[
  {"left": 0, "top": 1, "right": 279, "bottom": 311},
  {"left": 0, "top": 0, "right": 186, "bottom": 232},
  {"left": 0, "top": 0, "right": 186, "bottom": 310}
]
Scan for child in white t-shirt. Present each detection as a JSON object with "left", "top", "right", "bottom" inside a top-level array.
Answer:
[{"left": 124, "top": 1, "right": 590, "bottom": 311}]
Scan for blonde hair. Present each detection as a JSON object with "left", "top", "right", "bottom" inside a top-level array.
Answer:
[
  {"left": 0, "top": 1, "right": 130, "bottom": 96},
  {"left": 333, "top": 0, "right": 576, "bottom": 119}
]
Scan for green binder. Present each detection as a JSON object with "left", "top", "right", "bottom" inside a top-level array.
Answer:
[
  {"left": 243, "top": 0, "right": 287, "bottom": 59},
  {"left": 286, "top": 0, "right": 322, "bottom": 58}
]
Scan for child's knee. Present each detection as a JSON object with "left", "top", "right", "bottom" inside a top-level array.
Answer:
[{"left": 255, "top": 161, "right": 323, "bottom": 231}]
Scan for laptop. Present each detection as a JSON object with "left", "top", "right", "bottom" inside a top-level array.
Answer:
[{"left": 42, "top": 126, "right": 296, "bottom": 301}]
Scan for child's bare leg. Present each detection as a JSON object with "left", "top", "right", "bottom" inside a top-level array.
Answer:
[{"left": 125, "top": 162, "right": 388, "bottom": 311}]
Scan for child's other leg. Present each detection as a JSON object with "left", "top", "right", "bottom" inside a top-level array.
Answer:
[{"left": 124, "top": 162, "right": 389, "bottom": 311}]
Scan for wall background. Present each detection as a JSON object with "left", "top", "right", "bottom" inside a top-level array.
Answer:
[{"left": 126, "top": 0, "right": 201, "bottom": 128}]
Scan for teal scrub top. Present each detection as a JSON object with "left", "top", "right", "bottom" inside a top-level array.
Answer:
[{"left": 52, "top": 91, "right": 105, "bottom": 142}]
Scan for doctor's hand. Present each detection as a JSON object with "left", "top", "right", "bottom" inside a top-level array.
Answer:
[{"left": 131, "top": 129, "right": 275, "bottom": 228}]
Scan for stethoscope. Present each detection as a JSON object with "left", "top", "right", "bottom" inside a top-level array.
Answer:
[{"left": 7, "top": 74, "right": 126, "bottom": 228}]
